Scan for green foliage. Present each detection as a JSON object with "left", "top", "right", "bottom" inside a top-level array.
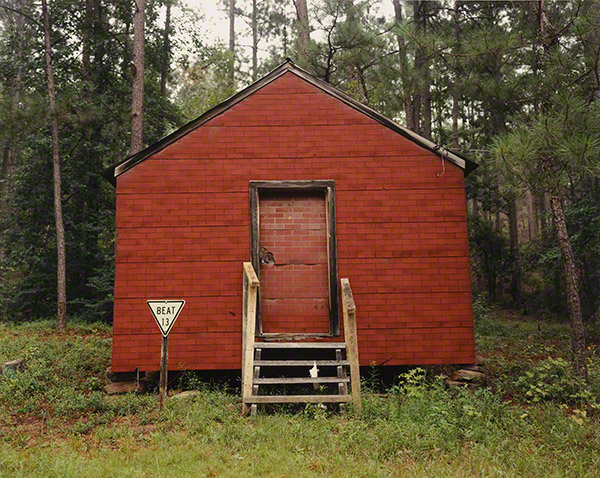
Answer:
[
  {"left": 390, "top": 381, "right": 512, "bottom": 451},
  {"left": 0, "top": 319, "right": 599, "bottom": 477},
  {"left": 494, "top": 93, "right": 600, "bottom": 195},
  {"left": 474, "top": 307, "right": 600, "bottom": 411},
  {"left": 514, "top": 357, "right": 597, "bottom": 406},
  {"left": 0, "top": 0, "right": 188, "bottom": 323},
  {"left": 460, "top": 2, "right": 600, "bottom": 314},
  {"left": 565, "top": 195, "right": 600, "bottom": 320},
  {"left": 0, "top": 0, "right": 598, "bottom": 324},
  {"left": 472, "top": 294, "right": 491, "bottom": 323},
  {"left": 0, "top": 1, "right": 599, "bottom": 472},
  {"left": 469, "top": 216, "right": 510, "bottom": 302},
  {"left": 174, "top": 46, "right": 238, "bottom": 122},
  {"left": 391, "top": 367, "right": 430, "bottom": 398},
  {"left": 0, "top": 321, "right": 152, "bottom": 421},
  {"left": 503, "top": 188, "right": 600, "bottom": 319}
]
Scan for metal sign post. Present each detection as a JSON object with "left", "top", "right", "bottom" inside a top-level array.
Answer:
[
  {"left": 147, "top": 300, "right": 185, "bottom": 410},
  {"left": 159, "top": 335, "right": 168, "bottom": 409}
]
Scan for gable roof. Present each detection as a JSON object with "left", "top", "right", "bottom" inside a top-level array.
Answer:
[{"left": 103, "top": 59, "right": 477, "bottom": 185}]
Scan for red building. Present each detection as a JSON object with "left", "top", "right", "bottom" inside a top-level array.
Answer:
[{"left": 105, "top": 60, "right": 478, "bottom": 373}]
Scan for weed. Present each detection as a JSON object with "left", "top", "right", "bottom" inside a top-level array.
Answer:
[{"left": 513, "top": 357, "right": 598, "bottom": 407}]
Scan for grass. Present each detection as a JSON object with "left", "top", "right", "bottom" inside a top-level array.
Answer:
[{"left": 1, "top": 311, "right": 599, "bottom": 477}]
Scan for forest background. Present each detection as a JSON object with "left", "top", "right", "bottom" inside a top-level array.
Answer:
[{"left": 0, "top": 0, "right": 599, "bottom": 372}]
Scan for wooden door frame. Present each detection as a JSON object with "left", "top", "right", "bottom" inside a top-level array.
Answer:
[{"left": 249, "top": 180, "right": 340, "bottom": 337}]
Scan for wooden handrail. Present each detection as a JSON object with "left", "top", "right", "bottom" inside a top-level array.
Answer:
[
  {"left": 341, "top": 278, "right": 361, "bottom": 412},
  {"left": 242, "top": 262, "right": 259, "bottom": 414},
  {"left": 243, "top": 262, "right": 259, "bottom": 287}
]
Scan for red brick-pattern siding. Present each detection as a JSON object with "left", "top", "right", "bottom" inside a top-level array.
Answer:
[
  {"left": 112, "top": 71, "right": 476, "bottom": 372},
  {"left": 259, "top": 192, "right": 330, "bottom": 334}
]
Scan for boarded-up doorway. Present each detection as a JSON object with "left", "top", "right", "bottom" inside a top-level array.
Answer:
[{"left": 250, "top": 181, "right": 339, "bottom": 337}]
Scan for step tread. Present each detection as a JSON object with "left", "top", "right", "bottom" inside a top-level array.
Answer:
[
  {"left": 254, "top": 360, "right": 349, "bottom": 367},
  {"left": 254, "top": 342, "right": 346, "bottom": 349},
  {"left": 244, "top": 394, "right": 352, "bottom": 404},
  {"left": 254, "top": 377, "right": 350, "bottom": 385}
]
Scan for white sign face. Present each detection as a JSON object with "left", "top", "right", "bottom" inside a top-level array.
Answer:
[{"left": 147, "top": 300, "right": 186, "bottom": 337}]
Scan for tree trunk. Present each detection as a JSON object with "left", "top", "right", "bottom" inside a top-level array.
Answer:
[
  {"left": 392, "top": 0, "right": 414, "bottom": 130},
  {"left": 422, "top": 42, "right": 432, "bottom": 141},
  {"left": 82, "top": 0, "right": 93, "bottom": 75},
  {"left": 129, "top": 0, "right": 145, "bottom": 156},
  {"left": 42, "top": 0, "right": 67, "bottom": 330},
  {"left": 0, "top": 146, "right": 12, "bottom": 227},
  {"left": 581, "top": 0, "right": 600, "bottom": 99},
  {"left": 294, "top": 0, "right": 310, "bottom": 67},
  {"left": 92, "top": 0, "right": 106, "bottom": 90},
  {"left": 495, "top": 209, "right": 501, "bottom": 233},
  {"left": 549, "top": 195, "right": 588, "bottom": 379},
  {"left": 228, "top": 0, "right": 235, "bottom": 88},
  {"left": 0, "top": 0, "right": 25, "bottom": 242},
  {"left": 508, "top": 199, "right": 520, "bottom": 305},
  {"left": 472, "top": 198, "right": 479, "bottom": 219},
  {"left": 343, "top": 1, "right": 361, "bottom": 99},
  {"left": 123, "top": 15, "right": 132, "bottom": 79},
  {"left": 525, "top": 189, "right": 538, "bottom": 240},
  {"left": 591, "top": 3, "right": 600, "bottom": 100},
  {"left": 484, "top": 251, "right": 496, "bottom": 303},
  {"left": 538, "top": 0, "right": 556, "bottom": 108},
  {"left": 160, "top": 0, "right": 171, "bottom": 96},
  {"left": 451, "top": 0, "right": 461, "bottom": 150},
  {"left": 451, "top": 90, "right": 459, "bottom": 149},
  {"left": 251, "top": 0, "right": 258, "bottom": 81},
  {"left": 537, "top": 193, "right": 547, "bottom": 235},
  {"left": 411, "top": 0, "right": 425, "bottom": 135}
]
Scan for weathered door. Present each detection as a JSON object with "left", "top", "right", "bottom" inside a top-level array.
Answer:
[{"left": 258, "top": 190, "right": 331, "bottom": 335}]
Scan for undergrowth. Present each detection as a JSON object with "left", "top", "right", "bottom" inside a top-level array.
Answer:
[
  {"left": 473, "top": 300, "right": 600, "bottom": 409},
  {"left": 0, "top": 313, "right": 599, "bottom": 477}
]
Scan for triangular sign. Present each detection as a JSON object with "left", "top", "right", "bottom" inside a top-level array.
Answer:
[{"left": 147, "top": 300, "right": 186, "bottom": 337}]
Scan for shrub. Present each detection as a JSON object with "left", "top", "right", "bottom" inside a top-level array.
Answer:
[
  {"left": 382, "top": 368, "right": 518, "bottom": 452},
  {"left": 513, "top": 357, "right": 597, "bottom": 407}
]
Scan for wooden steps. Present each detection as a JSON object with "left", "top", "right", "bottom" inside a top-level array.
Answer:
[
  {"left": 241, "top": 263, "right": 362, "bottom": 414},
  {"left": 254, "top": 377, "right": 350, "bottom": 385},
  {"left": 244, "top": 395, "right": 352, "bottom": 404},
  {"left": 254, "top": 342, "right": 346, "bottom": 349},
  {"left": 248, "top": 342, "right": 353, "bottom": 411},
  {"left": 254, "top": 359, "right": 350, "bottom": 367}
]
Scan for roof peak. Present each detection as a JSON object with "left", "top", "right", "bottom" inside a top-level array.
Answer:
[{"left": 103, "top": 60, "right": 476, "bottom": 184}]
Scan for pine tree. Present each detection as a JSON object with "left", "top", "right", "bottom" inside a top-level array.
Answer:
[
  {"left": 130, "top": 0, "right": 146, "bottom": 155},
  {"left": 494, "top": 0, "right": 600, "bottom": 376}
]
